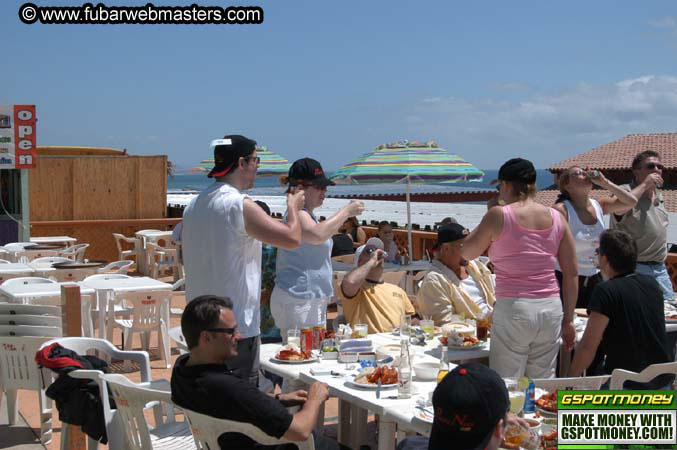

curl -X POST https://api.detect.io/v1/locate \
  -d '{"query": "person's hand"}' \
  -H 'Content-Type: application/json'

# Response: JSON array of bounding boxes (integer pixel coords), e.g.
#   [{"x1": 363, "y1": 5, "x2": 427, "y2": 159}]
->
[
  {"x1": 644, "y1": 173, "x2": 664, "y2": 190},
  {"x1": 307, "y1": 382, "x2": 330, "y2": 403},
  {"x1": 505, "y1": 413, "x2": 530, "y2": 431},
  {"x1": 287, "y1": 189, "x2": 305, "y2": 212},
  {"x1": 279, "y1": 389, "x2": 308, "y2": 406},
  {"x1": 588, "y1": 170, "x2": 609, "y2": 188},
  {"x1": 369, "y1": 249, "x2": 386, "y2": 266},
  {"x1": 562, "y1": 320, "x2": 576, "y2": 352},
  {"x1": 345, "y1": 200, "x2": 365, "y2": 217}
]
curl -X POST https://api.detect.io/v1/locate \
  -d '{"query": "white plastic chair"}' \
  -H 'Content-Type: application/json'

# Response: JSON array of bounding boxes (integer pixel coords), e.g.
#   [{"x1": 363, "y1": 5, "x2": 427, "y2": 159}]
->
[
  {"x1": 609, "y1": 362, "x2": 677, "y2": 390},
  {"x1": 0, "y1": 336, "x2": 56, "y2": 444},
  {"x1": 533, "y1": 375, "x2": 610, "y2": 391},
  {"x1": 146, "y1": 242, "x2": 183, "y2": 280},
  {"x1": 0, "y1": 259, "x2": 10, "y2": 264},
  {"x1": 45, "y1": 337, "x2": 152, "y2": 450},
  {"x1": 31, "y1": 256, "x2": 73, "y2": 266},
  {"x1": 15, "y1": 249, "x2": 60, "y2": 262},
  {"x1": 109, "y1": 290, "x2": 172, "y2": 368},
  {"x1": 97, "y1": 260, "x2": 134, "y2": 274},
  {"x1": 3, "y1": 242, "x2": 36, "y2": 252},
  {"x1": 112, "y1": 233, "x2": 141, "y2": 265},
  {"x1": 59, "y1": 243, "x2": 90, "y2": 262},
  {"x1": 103, "y1": 373, "x2": 195, "y2": 450},
  {"x1": 0, "y1": 272, "x2": 33, "y2": 285},
  {"x1": 183, "y1": 407, "x2": 315, "y2": 450},
  {"x1": 168, "y1": 326, "x2": 188, "y2": 355},
  {"x1": 0, "y1": 324, "x2": 61, "y2": 337},
  {"x1": 169, "y1": 277, "x2": 185, "y2": 318},
  {"x1": 2, "y1": 276, "x2": 59, "y2": 287}
]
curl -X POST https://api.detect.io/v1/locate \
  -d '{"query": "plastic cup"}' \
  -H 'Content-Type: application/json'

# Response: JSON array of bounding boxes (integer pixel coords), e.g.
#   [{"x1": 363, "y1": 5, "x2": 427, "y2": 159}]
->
[
  {"x1": 420, "y1": 319, "x2": 434, "y2": 340},
  {"x1": 354, "y1": 323, "x2": 368, "y2": 338},
  {"x1": 287, "y1": 329, "x2": 300, "y2": 347}
]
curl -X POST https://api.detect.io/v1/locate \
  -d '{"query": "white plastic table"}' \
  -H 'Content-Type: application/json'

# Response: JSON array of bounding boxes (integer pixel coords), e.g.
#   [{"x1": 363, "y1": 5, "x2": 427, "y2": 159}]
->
[
  {"x1": 80, "y1": 276, "x2": 173, "y2": 340},
  {"x1": 30, "y1": 236, "x2": 77, "y2": 247},
  {"x1": 0, "y1": 281, "x2": 95, "y2": 302},
  {"x1": 0, "y1": 263, "x2": 37, "y2": 275}
]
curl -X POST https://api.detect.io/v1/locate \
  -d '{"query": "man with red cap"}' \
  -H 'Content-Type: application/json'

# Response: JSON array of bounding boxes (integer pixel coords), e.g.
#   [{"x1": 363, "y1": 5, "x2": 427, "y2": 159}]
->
[{"x1": 179, "y1": 134, "x2": 305, "y2": 386}]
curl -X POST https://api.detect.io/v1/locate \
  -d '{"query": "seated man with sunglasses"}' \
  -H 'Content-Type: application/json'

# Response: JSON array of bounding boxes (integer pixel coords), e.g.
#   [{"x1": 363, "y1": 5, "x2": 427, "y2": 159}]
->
[
  {"x1": 610, "y1": 150, "x2": 672, "y2": 300},
  {"x1": 172, "y1": 295, "x2": 343, "y2": 450},
  {"x1": 339, "y1": 237, "x2": 416, "y2": 333}
]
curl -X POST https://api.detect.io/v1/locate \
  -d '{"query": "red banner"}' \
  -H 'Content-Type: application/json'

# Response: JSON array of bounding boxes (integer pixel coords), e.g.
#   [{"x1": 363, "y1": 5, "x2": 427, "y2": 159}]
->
[{"x1": 14, "y1": 105, "x2": 37, "y2": 169}]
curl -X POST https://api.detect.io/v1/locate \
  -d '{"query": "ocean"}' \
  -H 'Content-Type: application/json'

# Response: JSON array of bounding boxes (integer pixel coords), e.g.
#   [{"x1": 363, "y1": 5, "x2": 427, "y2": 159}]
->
[{"x1": 168, "y1": 169, "x2": 556, "y2": 194}]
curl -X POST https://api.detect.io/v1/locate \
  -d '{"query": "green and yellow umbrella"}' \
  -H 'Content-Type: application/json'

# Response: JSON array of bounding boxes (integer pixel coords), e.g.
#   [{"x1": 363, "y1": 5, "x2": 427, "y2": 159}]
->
[
  {"x1": 193, "y1": 146, "x2": 291, "y2": 177},
  {"x1": 330, "y1": 140, "x2": 484, "y2": 257}
]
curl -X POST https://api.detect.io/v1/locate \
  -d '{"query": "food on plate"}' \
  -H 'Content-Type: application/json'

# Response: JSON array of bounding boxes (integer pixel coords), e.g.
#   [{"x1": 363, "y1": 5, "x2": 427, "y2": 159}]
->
[
  {"x1": 541, "y1": 429, "x2": 557, "y2": 449},
  {"x1": 354, "y1": 366, "x2": 399, "y2": 385},
  {"x1": 321, "y1": 345, "x2": 338, "y2": 353},
  {"x1": 666, "y1": 314, "x2": 677, "y2": 321},
  {"x1": 443, "y1": 331, "x2": 482, "y2": 347},
  {"x1": 275, "y1": 346, "x2": 312, "y2": 361},
  {"x1": 440, "y1": 336, "x2": 448, "y2": 346},
  {"x1": 535, "y1": 391, "x2": 558, "y2": 412}
]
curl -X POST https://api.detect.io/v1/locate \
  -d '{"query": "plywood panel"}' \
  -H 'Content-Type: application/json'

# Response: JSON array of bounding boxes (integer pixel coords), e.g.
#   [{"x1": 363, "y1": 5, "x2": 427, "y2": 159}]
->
[
  {"x1": 29, "y1": 156, "x2": 166, "y2": 221},
  {"x1": 30, "y1": 158, "x2": 74, "y2": 221}
]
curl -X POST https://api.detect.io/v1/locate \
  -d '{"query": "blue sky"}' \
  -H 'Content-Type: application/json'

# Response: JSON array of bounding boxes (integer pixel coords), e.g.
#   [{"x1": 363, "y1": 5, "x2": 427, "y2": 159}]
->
[{"x1": 3, "y1": 1, "x2": 677, "y2": 170}]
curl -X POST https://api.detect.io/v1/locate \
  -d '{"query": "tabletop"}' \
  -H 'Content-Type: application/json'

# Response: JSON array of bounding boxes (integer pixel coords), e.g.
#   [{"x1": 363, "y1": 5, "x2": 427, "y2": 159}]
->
[
  {"x1": 80, "y1": 276, "x2": 172, "y2": 292},
  {"x1": 135, "y1": 230, "x2": 173, "y2": 239},
  {"x1": 0, "y1": 282, "x2": 95, "y2": 299},
  {"x1": 0, "y1": 263, "x2": 37, "y2": 274},
  {"x1": 30, "y1": 236, "x2": 77, "y2": 244}
]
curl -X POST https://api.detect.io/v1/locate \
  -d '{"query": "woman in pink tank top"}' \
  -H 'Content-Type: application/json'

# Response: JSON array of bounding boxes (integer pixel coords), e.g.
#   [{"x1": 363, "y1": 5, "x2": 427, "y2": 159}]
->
[{"x1": 461, "y1": 158, "x2": 578, "y2": 379}]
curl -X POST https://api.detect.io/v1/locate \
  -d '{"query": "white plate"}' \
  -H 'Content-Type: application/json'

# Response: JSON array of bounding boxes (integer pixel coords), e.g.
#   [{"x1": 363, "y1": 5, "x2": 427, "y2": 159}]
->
[
  {"x1": 346, "y1": 380, "x2": 398, "y2": 389},
  {"x1": 270, "y1": 356, "x2": 318, "y2": 364},
  {"x1": 535, "y1": 404, "x2": 557, "y2": 417},
  {"x1": 448, "y1": 342, "x2": 487, "y2": 351},
  {"x1": 415, "y1": 408, "x2": 434, "y2": 424}
]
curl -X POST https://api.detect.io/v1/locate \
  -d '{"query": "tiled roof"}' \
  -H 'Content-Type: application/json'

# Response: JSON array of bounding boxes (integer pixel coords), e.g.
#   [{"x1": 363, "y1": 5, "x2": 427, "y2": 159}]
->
[
  {"x1": 549, "y1": 133, "x2": 677, "y2": 171},
  {"x1": 535, "y1": 188, "x2": 677, "y2": 213}
]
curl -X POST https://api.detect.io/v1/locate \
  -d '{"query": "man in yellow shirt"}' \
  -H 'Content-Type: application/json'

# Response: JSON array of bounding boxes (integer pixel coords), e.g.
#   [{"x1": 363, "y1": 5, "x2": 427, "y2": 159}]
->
[
  {"x1": 340, "y1": 238, "x2": 416, "y2": 334},
  {"x1": 417, "y1": 223, "x2": 495, "y2": 326}
]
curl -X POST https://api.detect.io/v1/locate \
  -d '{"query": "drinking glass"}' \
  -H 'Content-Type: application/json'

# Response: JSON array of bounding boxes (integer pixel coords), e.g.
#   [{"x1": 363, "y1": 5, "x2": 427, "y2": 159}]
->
[
  {"x1": 505, "y1": 378, "x2": 526, "y2": 415},
  {"x1": 354, "y1": 323, "x2": 368, "y2": 338},
  {"x1": 287, "y1": 328, "x2": 300, "y2": 347},
  {"x1": 476, "y1": 314, "x2": 490, "y2": 341},
  {"x1": 400, "y1": 314, "x2": 412, "y2": 339},
  {"x1": 420, "y1": 319, "x2": 435, "y2": 340}
]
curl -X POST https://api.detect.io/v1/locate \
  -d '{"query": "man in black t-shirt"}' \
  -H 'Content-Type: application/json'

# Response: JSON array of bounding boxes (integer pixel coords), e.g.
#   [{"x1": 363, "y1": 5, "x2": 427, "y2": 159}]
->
[
  {"x1": 171, "y1": 295, "x2": 340, "y2": 450},
  {"x1": 569, "y1": 230, "x2": 672, "y2": 389}
]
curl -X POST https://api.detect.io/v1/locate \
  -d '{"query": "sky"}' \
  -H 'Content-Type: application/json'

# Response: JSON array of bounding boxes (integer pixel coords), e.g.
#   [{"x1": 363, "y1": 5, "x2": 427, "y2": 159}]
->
[{"x1": 3, "y1": 1, "x2": 677, "y2": 171}]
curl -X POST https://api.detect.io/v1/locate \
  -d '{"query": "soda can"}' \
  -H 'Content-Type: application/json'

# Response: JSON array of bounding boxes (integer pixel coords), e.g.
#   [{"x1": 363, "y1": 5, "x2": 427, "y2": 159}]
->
[
  {"x1": 586, "y1": 170, "x2": 600, "y2": 179},
  {"x1": 300, "y1": 328, "x2": 313, "y2": 353},
  {"x1": 312, "y1": 326, "x2": 325, "y2": 350}
]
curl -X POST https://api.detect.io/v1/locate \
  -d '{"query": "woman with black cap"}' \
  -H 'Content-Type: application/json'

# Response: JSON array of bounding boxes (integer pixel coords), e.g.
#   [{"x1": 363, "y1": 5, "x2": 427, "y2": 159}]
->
[
  {"x1": 460, "y1": 158, "x2": 578, "y2": 379},
  {"x1": 271, "y1": 158, "x2": 365, "y2": 341}
]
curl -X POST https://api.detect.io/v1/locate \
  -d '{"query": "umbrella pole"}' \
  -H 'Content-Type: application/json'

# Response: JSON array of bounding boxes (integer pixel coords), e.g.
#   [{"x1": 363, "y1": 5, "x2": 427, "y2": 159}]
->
[{"x1": 406, "y1": 175, "x2": 413, "y2": 261}]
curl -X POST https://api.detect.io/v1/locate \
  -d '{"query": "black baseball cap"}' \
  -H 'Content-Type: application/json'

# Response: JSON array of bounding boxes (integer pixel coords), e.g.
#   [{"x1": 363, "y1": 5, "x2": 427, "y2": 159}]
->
[
  {"x1": 429, "y1": 363, "x2": 509, "y2": 450},
  {"x1": 434, "y1": 223, "x2": 469, "y2": 248},
  {"x1": 207, "y1": 134, "x2": 257, "y2": 178},
  {"x1": 490, "y1": 157, "x2": 536, "y2": 185},
  {"x1": 287, "y1": 157, "x2": 335, "y2": 187}
]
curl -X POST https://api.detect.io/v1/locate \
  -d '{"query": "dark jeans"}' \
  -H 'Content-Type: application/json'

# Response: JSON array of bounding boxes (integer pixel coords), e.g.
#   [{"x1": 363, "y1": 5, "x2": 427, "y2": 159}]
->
[
  {"x1": 555, "y1": 270, "x2": 603, "y2": 310},
  {"x1": 229, "y1": 336, "x2": 261, "y2": 386}
]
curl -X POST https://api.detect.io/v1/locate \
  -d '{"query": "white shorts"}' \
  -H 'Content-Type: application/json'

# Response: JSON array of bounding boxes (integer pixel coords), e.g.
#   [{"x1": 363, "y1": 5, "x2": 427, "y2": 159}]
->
[
  {"x1": 490, "y1": 297, "x2": 563, "y2": 379},
  {"x1": 270, "y1": 286, "x2": 329, "y2": 342}
]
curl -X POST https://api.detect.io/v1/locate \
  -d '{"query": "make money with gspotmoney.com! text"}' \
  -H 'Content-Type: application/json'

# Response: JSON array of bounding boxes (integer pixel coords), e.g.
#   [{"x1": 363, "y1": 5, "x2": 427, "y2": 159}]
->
[{"x1": 18, "y1": 2, "x2": 264, "y2": 25}]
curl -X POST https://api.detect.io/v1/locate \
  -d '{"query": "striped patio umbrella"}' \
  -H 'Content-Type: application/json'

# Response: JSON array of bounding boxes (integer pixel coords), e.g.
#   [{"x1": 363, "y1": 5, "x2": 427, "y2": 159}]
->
[
  {"x1": 193, "y1": 145, "x2": 291, "y2": 177},
  {"x1": 330, "y1": 141, "x2": 484, "y2": 257}
]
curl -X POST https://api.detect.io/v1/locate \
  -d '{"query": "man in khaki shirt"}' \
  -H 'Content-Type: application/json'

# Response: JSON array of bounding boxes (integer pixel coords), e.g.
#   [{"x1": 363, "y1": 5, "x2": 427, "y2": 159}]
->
[
  {"x1": 340, "y1": 238, "x2": 416, "y2": 334},
  {"x1": 417, "y1": 223, "x2": 496, "y2": 325}
]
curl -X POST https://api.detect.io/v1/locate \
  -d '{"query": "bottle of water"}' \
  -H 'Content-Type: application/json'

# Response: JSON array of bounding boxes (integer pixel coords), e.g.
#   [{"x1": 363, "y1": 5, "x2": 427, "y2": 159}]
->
[
  {"x1": 398, "y1": 340, "x2": 412, "y2": 399},
  {"x1": 437, "y1": 346, "x2": 449, "y2": 384}
]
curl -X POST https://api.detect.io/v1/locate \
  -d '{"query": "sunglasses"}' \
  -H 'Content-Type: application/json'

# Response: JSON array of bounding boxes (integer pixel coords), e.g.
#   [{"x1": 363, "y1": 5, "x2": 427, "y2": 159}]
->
[
  {"x1": 206, "y1": 326, "x2": 239, "y2": 336},
  {"x1": 245, "y1": 155, "x2": 260, "y2": 164},
  {"x1": 644, "y1": 163, "x2": 664, "y2": 170}
]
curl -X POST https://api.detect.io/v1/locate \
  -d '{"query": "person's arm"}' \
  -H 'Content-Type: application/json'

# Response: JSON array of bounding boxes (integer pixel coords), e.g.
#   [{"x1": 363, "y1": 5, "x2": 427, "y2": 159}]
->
[
  {"x1": 568, "y1": 312, "x2": 609, "y2": 376},
  {"x1": 272, "y1": 389, "x2": 308, "y2": 407},
  {"x1": 557, "y1": 222, "x2": 579, "y2": 352},
  {"x1": 243, "y1": 192, "x2": 304, "y2": 249},
  {"x1": 591, "y1": 172, "x2": 638, "y2": 215},
  {"x1": 300, "y1": 201, "x2": 364, "y2": 245},
  {"x1": 355, "y1": 227, "x2": 367, "y2": 245},
  {"x1": 612, "y1": 173, "x2": 662, "y2": 217},
  {"x1": 461, "y1": 206, "x2": 503, "y2": 261},
  {"x1": 341, "y1": 250, "x2": 384, "y2": 298},
  {"x1": 283, "y1": 382, "x2": 329, "y2": 441},
  {"x1": 552, "y1": 202, "x2": 568, "y2": 221}
]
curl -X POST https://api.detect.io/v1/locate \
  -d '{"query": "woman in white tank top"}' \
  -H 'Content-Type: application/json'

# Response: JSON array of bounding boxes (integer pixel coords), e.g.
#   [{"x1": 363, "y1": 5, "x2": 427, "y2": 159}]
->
[{"x1": 553, "y1": 166, "x2": 638, "y2": 308}]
